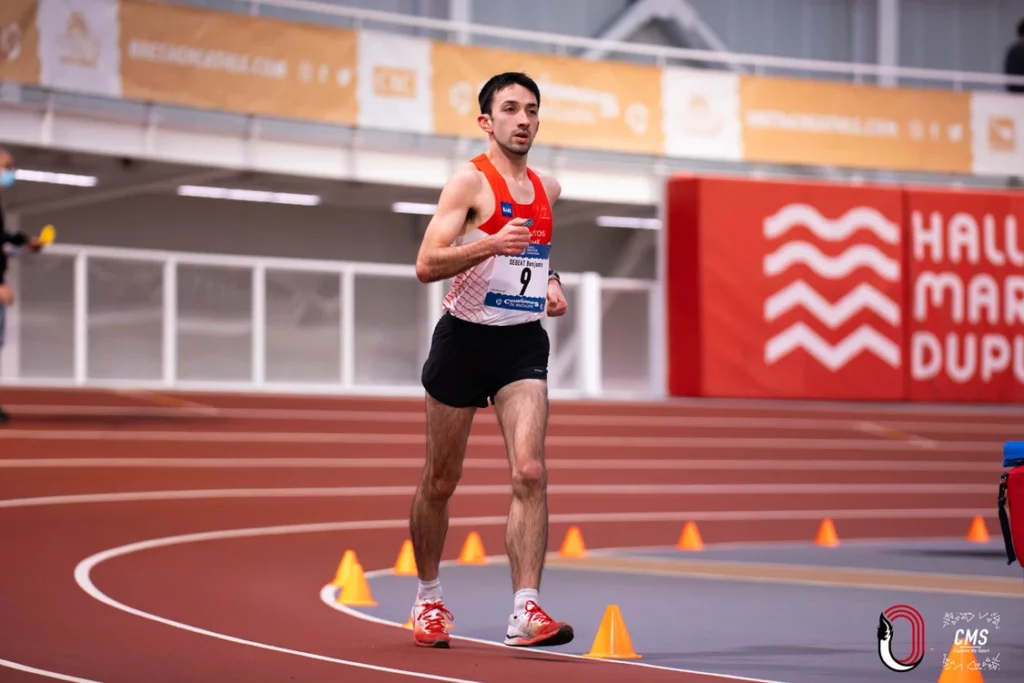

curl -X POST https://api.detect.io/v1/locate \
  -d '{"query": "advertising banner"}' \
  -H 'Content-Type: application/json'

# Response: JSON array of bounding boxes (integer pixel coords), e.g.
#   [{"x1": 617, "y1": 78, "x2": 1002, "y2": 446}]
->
[
  {"x1": 119, "y1": 0, "x2": 357, "y2": 125},
  {"x1": 904, "y1": 188, "x2": 1024, "y2": 402},
  {"x1": 739, "y1": 75, "x2": 973, "y2": 175},
  {"x1": 666, "y1": 176, "x2": 906, "y2": 400},
  {"x1": 970, "y1": 91, "x2": 1024, "y2": 178},
  {"x1": 0, "y1": 0, "x2": 40, "y2": 87},
  {"x1": 431, "y1": 41, "x2": 664, "y2": 156},
  {"x1": 4, "y1": 1, "x2": 1021, "y2": 180}
]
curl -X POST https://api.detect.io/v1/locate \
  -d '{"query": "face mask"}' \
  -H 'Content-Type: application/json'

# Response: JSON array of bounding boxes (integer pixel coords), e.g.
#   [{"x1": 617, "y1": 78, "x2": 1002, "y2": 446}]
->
[{"x1": 0, "y1": 169, "x2": 15, "y2": 189}]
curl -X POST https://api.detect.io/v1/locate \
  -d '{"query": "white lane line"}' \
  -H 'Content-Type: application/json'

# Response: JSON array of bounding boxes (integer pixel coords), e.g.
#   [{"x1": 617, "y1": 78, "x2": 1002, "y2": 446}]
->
[
  {"x1": 73, "y1": 517, "x2": 786, "y2": 683},
  {"x1": 0, "y1": 658, "x2": 104, "y2": 683},
  {"x1": 73, "y1": 525, "x2": 482, "y2": 682},
  {"x1": 0, "y1": 487, "x2": 995, "y2": 523},
  {"x1": 0, "y1": 483, "x2": 995, "y2": 510},
  {"x1": 0, "y1": 457, "x2": 1001, "y2": 472},
  {"x1": 8, "y1": 404, "x2": 1024, "y2": 435},
  {"x1": 0, "y1": 429, "x2": 1004, "y2": 451},
  {"x1": 319, "y1": 584, "x2": 785, "y2": 683},
  {"x1": 857, "y1": 421, "x2": 938, "y2": 449}
]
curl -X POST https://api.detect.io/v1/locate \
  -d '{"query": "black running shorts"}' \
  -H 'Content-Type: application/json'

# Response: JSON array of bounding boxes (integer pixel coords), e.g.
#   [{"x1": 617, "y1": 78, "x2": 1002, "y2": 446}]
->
[{"x1": 421, "y1": 311, "x2": 550, "y2": 408}]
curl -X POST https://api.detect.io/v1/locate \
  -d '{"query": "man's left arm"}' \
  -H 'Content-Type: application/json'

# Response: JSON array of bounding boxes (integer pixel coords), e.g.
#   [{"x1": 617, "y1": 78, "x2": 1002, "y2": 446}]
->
[{"x1": 539, "y1": 174, "x2": 568, "y2": 317}]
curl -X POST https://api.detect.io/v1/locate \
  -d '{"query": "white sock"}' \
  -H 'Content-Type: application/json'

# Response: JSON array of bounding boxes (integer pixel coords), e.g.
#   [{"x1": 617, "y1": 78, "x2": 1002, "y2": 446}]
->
[
  {"x1": 416, "y1": 578, "x2": 442, "y2": 604},
  {"x1": 514, "y1": 588, "x2": 539, "y2": 614}
]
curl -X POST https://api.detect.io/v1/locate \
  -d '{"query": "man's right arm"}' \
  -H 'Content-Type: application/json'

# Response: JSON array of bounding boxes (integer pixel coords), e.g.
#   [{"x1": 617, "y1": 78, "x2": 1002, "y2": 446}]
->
[{"x1": 415, "y1": 168, "x2": 497, "y2": 283}]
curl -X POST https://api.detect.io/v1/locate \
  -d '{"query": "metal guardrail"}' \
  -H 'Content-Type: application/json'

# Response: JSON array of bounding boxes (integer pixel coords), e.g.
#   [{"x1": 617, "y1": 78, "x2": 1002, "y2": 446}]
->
[{"x1": 241, "y1": 0, "x2": 1024, "y2": 90}]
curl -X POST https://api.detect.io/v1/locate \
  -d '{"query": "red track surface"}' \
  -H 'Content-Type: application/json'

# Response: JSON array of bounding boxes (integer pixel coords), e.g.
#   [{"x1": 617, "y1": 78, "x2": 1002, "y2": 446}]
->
[{"x1": 0, "y1": 387, "x2": 1014, "y2": 683}]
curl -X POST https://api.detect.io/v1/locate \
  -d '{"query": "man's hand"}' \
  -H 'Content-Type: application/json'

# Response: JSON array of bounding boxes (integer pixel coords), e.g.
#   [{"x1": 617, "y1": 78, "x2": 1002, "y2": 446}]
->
[
  {"x1": 546, "y1": 277, "x2": 567, "y2": 317},
  {"x1": 0, "y1": 284, "x2": 14, "y2": 306},
  {"x1": 491, "y1": 218, "x2": 531, "y2": 256}
]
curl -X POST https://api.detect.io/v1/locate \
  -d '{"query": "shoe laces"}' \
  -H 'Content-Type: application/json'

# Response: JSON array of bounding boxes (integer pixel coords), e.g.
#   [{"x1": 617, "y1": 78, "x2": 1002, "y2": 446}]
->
[
  {"x1": 418, "y1": 602, "x2": 454, "y2": 634},
  {"x1": 523, "y1": 600, "x2": 554, "y2": 626}
]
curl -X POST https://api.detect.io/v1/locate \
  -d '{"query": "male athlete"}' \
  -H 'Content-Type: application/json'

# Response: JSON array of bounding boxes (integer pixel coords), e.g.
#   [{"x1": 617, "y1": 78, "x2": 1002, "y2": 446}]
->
[{"x1": 407, "y1": 72, "x2": 572, "y2": 650}]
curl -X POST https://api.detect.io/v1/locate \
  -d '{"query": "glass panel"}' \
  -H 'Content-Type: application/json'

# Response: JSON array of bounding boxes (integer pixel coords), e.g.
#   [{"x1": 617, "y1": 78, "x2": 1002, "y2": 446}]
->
[
  {"x1": 601, "y1": 288, "x2": 651, "y2": 393},
  {"x1": 265, "y1": 268, "x2": 341, "y2": 384},
  {"x1": 15, "y1": 254, "x2": 75, "y2": 379},
  {"x1": 353, "y1": 274, "x2": 422, "y2": 385},
  {"x1": 87, "y1": 258, "x2": 163, "y2": 381},
  {"x1": 176, "y1": 264, "x2": 252, "y2": 381}
]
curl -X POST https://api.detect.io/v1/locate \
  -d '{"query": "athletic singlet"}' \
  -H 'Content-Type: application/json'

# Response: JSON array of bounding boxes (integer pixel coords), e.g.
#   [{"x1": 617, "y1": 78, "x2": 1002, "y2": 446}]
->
[{"x1": 442, "y1": 153, "x2": 554, "y2": 326}]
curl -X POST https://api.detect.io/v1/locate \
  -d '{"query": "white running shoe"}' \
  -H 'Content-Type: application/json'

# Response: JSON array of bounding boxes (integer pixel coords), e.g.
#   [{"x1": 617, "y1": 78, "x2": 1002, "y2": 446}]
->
[{"x1": 504, "y1": 600, "x2": 574, "y2": 647}]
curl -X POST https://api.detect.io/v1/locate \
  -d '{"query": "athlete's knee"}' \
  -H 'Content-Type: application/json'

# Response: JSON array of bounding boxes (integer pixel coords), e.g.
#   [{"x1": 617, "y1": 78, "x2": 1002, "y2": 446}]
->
[
  {"x1": 422, "y1": 463, "x2": 463, "y2": 501},
  {"x1": 511, "y1": 458, "x2": 546, "y2": 497}
]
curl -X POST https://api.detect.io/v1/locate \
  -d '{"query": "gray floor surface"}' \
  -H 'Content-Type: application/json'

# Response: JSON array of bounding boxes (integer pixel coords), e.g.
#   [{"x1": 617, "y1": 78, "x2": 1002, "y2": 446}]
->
[{"x1": 353, "y1": 538, "x2": 1024, "y2": 683}]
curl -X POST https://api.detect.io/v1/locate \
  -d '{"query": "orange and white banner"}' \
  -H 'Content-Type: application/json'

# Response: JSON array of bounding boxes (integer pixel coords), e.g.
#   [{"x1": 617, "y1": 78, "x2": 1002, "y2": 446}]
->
[
  {"x1": 739, "y1": 75, "x2": 973, "y2": 175},
  {"x1": 0, "y1": 0, "x2": 40, "y2": 86},
  {"x1": 119, "y1": 1, "x2": 357, "y2": 125},
  {"x1": 4, "y1": 1, "x2": 1021, "y2": 178},
  {"x1": 431, "y1": 41, "x2": 664, "y2": 156}
]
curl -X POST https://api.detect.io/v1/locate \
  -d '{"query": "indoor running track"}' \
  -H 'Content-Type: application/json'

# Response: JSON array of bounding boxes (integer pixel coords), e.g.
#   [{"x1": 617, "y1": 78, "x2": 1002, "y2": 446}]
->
[{"x1": 0, "y1": 387, "x2": 1017, "y2": 683}]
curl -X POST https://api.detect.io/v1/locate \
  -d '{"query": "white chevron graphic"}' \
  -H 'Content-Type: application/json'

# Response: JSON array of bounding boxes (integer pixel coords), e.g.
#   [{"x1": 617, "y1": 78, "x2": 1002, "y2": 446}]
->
[
  {"x1": 764, "y1": 322, "x2": 902, "y2": 370},
  {"x1": 763, "y1": 241, "x2": 900, "y2": 281},
  {"x1": 763, "y1": 203, "x2": 900, "y2": 244},
  {"x1": 764, "y1": 280, "x2": 900, "y2": 329}
]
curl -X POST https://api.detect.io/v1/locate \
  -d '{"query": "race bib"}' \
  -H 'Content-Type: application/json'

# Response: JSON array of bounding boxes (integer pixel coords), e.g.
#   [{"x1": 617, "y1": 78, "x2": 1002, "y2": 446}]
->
[{"x1": 484, "y1": 243, "x2": 550, "y2": 312}]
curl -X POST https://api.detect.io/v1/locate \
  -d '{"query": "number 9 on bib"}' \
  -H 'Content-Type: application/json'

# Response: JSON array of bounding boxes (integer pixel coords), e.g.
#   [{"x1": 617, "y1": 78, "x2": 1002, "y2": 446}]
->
[{"x1": 484, "y1": 243, "x2": 550, "y2": 313}]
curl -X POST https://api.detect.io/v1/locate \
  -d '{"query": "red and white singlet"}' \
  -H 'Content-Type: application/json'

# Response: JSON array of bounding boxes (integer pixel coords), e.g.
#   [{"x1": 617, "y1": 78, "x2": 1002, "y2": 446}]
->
[{"x1": 442, "y1": 153, "x2": 554, "y2": 326}]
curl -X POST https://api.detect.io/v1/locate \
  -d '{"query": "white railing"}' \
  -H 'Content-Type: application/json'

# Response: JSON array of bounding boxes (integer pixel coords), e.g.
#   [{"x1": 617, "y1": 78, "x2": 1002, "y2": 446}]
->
[
  {"x1": 1, "y1": 244, "x2": 661, "y2": 400},
  {"x1": 241, "y1": 0, "x2": 1024, "y2": 91}
]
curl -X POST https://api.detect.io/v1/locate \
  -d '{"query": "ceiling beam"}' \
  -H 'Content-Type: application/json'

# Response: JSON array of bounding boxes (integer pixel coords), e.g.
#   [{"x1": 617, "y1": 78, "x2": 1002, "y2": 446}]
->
[{"x1": 581, "y1": 0, "x2": 740, "y2": 72}]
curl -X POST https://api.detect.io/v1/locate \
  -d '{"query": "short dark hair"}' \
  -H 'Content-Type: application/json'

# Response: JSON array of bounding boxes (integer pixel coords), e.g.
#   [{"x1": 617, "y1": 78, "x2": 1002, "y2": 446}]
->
[
  {"x1": 1018, "y1": 18, "x2": 1024, "y2": 37},
  {"x1": 478, "y1": 72, "x2": 541, "y2": 115}
]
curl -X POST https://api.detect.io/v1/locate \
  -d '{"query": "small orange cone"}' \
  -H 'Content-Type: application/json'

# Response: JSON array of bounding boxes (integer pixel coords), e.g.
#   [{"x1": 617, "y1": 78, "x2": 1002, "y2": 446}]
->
[
  {"x1": 966, "y1": 516, "x2": 990, "y2": 543},
  {"x1": 559, "y1": 526, "x2": 587, "y2": 557},
  {"x1": 582, "y1": 604, "x2": 642, "y2": 660},
  {"x1": 393, "y1": 539, "x2": 418, "y2": 575},
  {"x1": 936, "y1": 636, "x2": 985, "y2": 682},
  {"x1": 337, "y1": 562, "x2": 377, "y2": 606},
  {"x1": 458, "y1": 531, "x2": 487, "y2": 564},
  {"x1": 677, "y1": 521, "x2": 704, "y2": 550},
  {"x1": 815, "y1": 518, "x2": 839, "y2": 547},
  {"x1": 331, "y1": 549, "x2": 357, "y2": 587}
]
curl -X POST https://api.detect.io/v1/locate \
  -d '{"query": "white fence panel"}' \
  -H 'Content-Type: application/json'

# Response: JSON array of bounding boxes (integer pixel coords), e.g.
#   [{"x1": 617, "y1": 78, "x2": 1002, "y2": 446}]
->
[{"x1": 3, "y1": 244, "x2": 660, "y2": 400}]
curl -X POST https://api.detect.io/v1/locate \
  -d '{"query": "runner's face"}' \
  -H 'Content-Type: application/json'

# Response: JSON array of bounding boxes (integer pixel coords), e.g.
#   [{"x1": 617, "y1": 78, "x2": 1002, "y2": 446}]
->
[{"x1": 487, "y1": 85, "x2": 538, "y2": 156}]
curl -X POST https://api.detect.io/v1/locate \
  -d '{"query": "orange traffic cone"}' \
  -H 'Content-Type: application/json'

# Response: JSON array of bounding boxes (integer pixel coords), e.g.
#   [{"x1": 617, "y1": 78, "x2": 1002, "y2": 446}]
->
[
  {"x1": 677, "y1": 521, "x2": 704, "y2": 550},
  {"x1": 815, "y1": 518, "x2": 839, "y2": 547},
  {"x1": 393, "y1": 539, "x2": 418, "y2": 575},
  {"x1": 458, "y1": 531, "x2": 487, "y2": 564},
  {"x1": 936, "y1": 636, "x2": 985, "y2": 682},
  {"x1": 331, "y1": 549, "x2": 357, "y2": 587},
  {"x1": 559, "y1": 526, "x2": 587, "y2": 558},
  {"x1": 582, "y1": 605, "x2": 642, "y2": 660},
  {"x1": 337, "y1": 562, "x2": 377, "y2": 607},
  {"x1": 966, "y1": 516, "x2": 989, "y2": 543}
]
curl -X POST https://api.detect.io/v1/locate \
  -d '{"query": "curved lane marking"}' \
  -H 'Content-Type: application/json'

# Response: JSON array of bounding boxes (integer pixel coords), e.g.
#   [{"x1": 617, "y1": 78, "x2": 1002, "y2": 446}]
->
[
  {"x1": 0, "y1": 658, "x2": 103, "y2": 683},
  {"x1": 0, "y1": 483, "x2": 996, "y2": 511},
  {"x1": 0, "y1": 490, "x2": 995, "y2": 682},
  {"x1": 0, "y1": 457, "x2": 1003, "y2": 472},
  {"x1": 72, "y1": 516, "x2": 785, "y2": 683},
  {"x1": 73, "y1": 519, "x2": 484, "y2": 683},
  {"x1": 319, "y1": 570, "x2": 789, "y2": 683}
]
